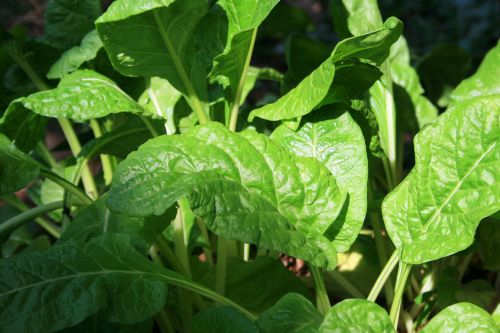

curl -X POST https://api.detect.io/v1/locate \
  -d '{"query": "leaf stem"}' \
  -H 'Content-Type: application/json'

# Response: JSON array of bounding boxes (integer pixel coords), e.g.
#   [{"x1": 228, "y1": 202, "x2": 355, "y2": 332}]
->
[
  {"x1": 0, "y1": 201, "x2": 63, "y2": 240},
  {"x1": 40, "y1": 169, "x2": 93, "y2": 206},
  {"x1": 141, "y1": 116, "x2": 160, "y2": 137},
  {"x1": 228, "y1": 28, "x2": 258, "y2": 131},
  {"x1": 36, "y1": 142, "x2": 57, "y2": 168},
  {"x1": 89, "y1": 119, "x2": 114, "y2": 186},
  {"x1": 310, "y1": 264, "x2": 331, "y2": 315},
  {"x1": 367, "y1": 250, "x2": 399, "y2": 302},
  {"x1": 152, "y1": 10, "x2": 209, "y2": 125},
  {"x1": 328, "y1": 270, "x2": 365, "y2": 299},
  {"x1": 215, "y1": 236, "x2": 228, "y2": 296},
  {"x1": 389, "y1": 262, "x2": 412, "y2": 329}
]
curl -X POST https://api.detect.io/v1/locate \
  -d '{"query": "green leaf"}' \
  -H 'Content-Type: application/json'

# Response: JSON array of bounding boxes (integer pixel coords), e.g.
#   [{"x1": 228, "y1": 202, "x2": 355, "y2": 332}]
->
[
  {"x1": 382, "y1": 96, "x2": 500, "y2": 264},
  {"x1": 7, "y1": 70, "x2": 143, "y2": 121},
  {"x1": 44, "y1": 0, "x2": 101, "y2": 49},
  {"x1": 191, "y1": 306, "x2": 258, "y2": 333},
  {"x1": 0, "y1": 134, "x2": 40, "y2": 195},
  {"x1": 200, "y1": 257, "x2": 309, "y2": 312},
  {"x1": 0, "y1": 102, "x2": 47, "y2": 152},
  {"x1": 47, "y1": 30, "x2": 103, "y2": 79},
  {"x1": 319, "y1": 299, "x2": 394, "y2": 333},
  {"x1": 241, "y1": 66, "x2": 283, "y2": 105},
  {"x1": 96, "y1": 0, "x2": 224, "y2": 113},
  {"x1": 210, "y1": 0, "x2": 279, "y2": 102},
  {"x1": 256, "y1": 293, "x2": 322, "y2": 333},
  {"x1": 420, "y1": 303, "x2": 498, "y2": 333},
  {"x1": 248, "y1": 17, "x2": 402, "y2": 122},
  {"x1": 58, "y1": 315, "x2": 153, "y2": 333},
  {"x1": 271, "y1": 111, "x2": 368, "y2": 252},
  {"x1": 0, "y1": 234, "x2": 168, "y2": 333},
  {"x1": 329, "y1": 0, "x2": 383, "y2": 38},
  {"x1": 59, "y1": 195, "x2": 172, "y2": 249},
  {"x1": 450, "y1": 41, "x2": 500, "y2": 105},
  {"x1": 108, "y1": 122, "x2": 347, "y2": 269}
]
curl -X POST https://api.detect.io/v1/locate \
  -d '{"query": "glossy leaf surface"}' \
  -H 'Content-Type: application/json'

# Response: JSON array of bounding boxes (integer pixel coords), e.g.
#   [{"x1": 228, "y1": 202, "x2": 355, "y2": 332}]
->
[
  {"x1": 108, "y1": 122, "x2": 347, "y2": 269},
  {"x1": 47, "y1": 30, "x2": 103, "y2": 79},
  {"x1": 420, "y1": 302, "x2": 498, "y2": 332},
  {"x1": 248, "y1": 17, "x2": 402, "y2": 122},
  {"x1": 319, "y1": 299, "x2": 394, "y2": 333},
  {"x1": 382, "y1": 96, "x2": 500, "y2": 264},
  {"x1": 271, "y1": 112, "x2": 367, "y2": 251},
  {"x1": 7, "y1": 70, "x2": 143, "y2": 121}
]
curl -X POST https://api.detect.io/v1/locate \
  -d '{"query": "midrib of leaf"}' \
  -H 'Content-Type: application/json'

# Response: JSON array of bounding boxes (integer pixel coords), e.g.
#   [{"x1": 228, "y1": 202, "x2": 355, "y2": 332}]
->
[
  {"x1": 229, "y1": 28, "x2": 257, "y2": 131},
  {"x1": 422, "y1": 142, "x2": 496, "y2": 232},
  {"x1": 152, "y1": 10, "x2": 208, "y2": 124},
  {"x1": 0, "y1": 267, "x2": 256, "y2": 319}
]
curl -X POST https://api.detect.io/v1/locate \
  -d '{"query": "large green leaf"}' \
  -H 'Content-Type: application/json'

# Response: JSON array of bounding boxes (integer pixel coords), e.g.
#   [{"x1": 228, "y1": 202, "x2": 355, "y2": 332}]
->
[
  {"x1": 247, "y1": 17, "x2": 402, "y2": 122},
  {"x1": 191, "y1": 306, "x2": 258, "y2": 333},
  {"x1": 0, "y1": 234, "x2": 168, "y2": 333},
  {"x1": 450, "y1": 41, "x2": 500, "y2": 105},
  {"x1": 210, "y1": 0, "x2": 279, "y2": 102},
  {"x1": 44, "y1": 0, "x2": 101, "y2": 49},
  {"x1": 382, "y1": 96, "x2": 500, "y2": 264},
  {"x1": 108, "y1": 122, "x2": 346, "y2": 269},
  {"x1": 420, "y1": 303, "x2": 498, "y2": 332},
  {"x1": 319, "y1": 299, "x2": 394, "y2": 333},
  {"x1": 96, "y1": 0, "x2": 225, "y2": 113},
  {"x1": 0, "y1": 134, "x2": 40, "y2": 195},
  {"x1": 329, "y1": 0, "x2": 383, "y2": 38},
  {"x1": 6, "y1": 70, "x2": 143, "y2": 121},
  {"x1": 271, "y1": 111, "x2": 367, "y2": 252},
  {"x1": 47, "y1": 30, "x2": 103, "y2": 79},
  {"x1": 256, "y1": 293, "x2": 322, "y2": 333}
]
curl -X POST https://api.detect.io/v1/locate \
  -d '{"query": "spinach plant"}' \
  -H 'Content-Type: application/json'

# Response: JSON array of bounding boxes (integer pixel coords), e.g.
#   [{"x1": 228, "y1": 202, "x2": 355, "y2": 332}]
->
[{"x1": 0, "y1": 0, "x2": 499, "y2": 332}]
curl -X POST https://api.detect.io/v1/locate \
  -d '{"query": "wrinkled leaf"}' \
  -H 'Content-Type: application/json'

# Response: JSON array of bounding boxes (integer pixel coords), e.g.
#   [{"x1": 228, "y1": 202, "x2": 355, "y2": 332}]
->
[
  {"x1": 109, "y1": 122, "x2": 347, "y2": 269},
  {"x1": 47, "y1": 30, "x2": 103, "y2": 79},
  {"x1": 7, "y1": 70, "x2": 143, "y2": 121},
  {"x1": 420, "y1": 302, "x2": 497, "y2": 332},
  {"x1": 271, "y1": 111, "x2": 367, "y2": 251},
  {"x1": 382, "y1": 96, "x2": 500, "y2": 264},
  {"x1": 257, "y1": 293, "x2": 322, "y2": 333},
  {"x1": 0, "y1": 134, "x2": 40, "y2": 195},
  {"x1": 319, "y1": 299, "x2": 394, "y2": 333},
  {"x1": 248, "y1": 17, "x2": 402, "y2": 122}
]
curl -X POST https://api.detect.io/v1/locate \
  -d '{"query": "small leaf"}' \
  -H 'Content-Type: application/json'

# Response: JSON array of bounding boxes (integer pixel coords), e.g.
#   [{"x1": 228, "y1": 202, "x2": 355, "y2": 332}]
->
[
  {"x1": 7, "y1": 70, "x2": 143, "y2": 121},
  {"x1": 420, "y1": 303, "x2": 497, "y2": 333},
  {"x1": 0, "y1": 134, "x2": 40, "y2": 195},
  {"x1": 248, "y1": 17, "x2": 402, "y2": 122},
  {"x1": 382, "y1": 96, "x2": 500, "y2": 264},
  {"x1": 257, "y1": 293, "x2": 322, "y2": 333},
  {"x1": 191, "y1": 306, "x2": 258, "y2": 333},
  {"x1": 319, "y1": 299, "x2": 394, "y2": 333},
  {"x1": 47, "y1": 30, "x2": 103, "y2": 79},
  {"x1": 108, "y1": 122, "x2": 346, "y2": 269},
  {"x1": 271, "y1": 111, "x2": 368, "y2": 252}
]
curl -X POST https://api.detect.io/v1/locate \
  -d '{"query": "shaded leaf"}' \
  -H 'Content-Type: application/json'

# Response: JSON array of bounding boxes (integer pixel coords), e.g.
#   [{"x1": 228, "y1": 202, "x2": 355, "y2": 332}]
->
[
  {"x1": 191, "y1": 306, "x2": 258, "y2": 333},
  {"x1": 257, "y1": 293, "x2": 322, "y2": 333},
  {"x1": 0, "y1": 134, "x2": 39, "y2": 195}
]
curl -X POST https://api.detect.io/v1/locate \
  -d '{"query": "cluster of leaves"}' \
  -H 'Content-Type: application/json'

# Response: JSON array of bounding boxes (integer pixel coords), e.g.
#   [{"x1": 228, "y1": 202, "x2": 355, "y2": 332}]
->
[{"x1": 0, "y1": 0, "x2": 499, "y2": 332}]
